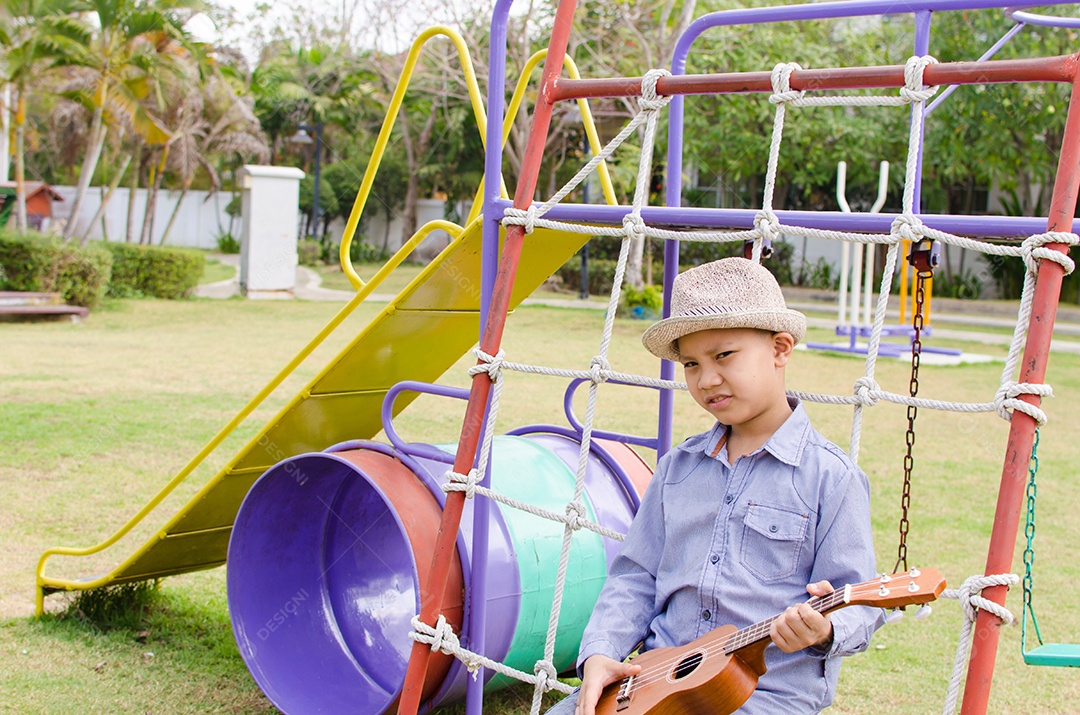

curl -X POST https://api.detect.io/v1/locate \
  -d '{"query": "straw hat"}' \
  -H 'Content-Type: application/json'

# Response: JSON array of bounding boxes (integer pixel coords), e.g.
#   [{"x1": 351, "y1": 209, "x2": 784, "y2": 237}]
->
[{"x1": 641, "y1": 258, "x2": 806, "y2": 362}]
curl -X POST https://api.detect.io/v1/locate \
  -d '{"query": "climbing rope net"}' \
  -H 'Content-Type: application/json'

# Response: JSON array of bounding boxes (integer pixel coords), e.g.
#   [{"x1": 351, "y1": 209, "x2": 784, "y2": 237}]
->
[{"x1": 408, "y1": 57, "x2": 1077, "y2": 714}]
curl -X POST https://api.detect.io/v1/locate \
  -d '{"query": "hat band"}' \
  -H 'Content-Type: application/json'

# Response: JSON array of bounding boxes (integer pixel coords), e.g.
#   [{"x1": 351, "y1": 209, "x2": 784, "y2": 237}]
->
[{"x1": 675, "y1": 304, "x2": 779, "y2": 318}]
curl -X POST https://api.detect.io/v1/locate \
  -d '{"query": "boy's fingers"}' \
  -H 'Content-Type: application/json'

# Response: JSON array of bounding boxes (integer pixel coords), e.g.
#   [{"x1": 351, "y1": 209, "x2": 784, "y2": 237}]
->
[
  {"x1": 575, "y1": 684, "x2": 598, "y2": 715},
  {"x1": 771, "y1": 607, "x2": 799, "y2": 650}
]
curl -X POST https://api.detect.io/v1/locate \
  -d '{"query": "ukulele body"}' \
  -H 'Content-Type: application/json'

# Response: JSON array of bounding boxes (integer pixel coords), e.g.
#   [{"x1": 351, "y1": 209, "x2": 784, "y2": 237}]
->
[{"x1": 593, "y1": 625, "x2": 767, "y2": 715}]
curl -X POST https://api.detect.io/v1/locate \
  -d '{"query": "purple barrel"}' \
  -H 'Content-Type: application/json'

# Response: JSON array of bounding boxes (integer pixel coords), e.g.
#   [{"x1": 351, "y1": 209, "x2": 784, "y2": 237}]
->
[{"x1": 227, "y1": 428, "x2": 650, "y2": 714}]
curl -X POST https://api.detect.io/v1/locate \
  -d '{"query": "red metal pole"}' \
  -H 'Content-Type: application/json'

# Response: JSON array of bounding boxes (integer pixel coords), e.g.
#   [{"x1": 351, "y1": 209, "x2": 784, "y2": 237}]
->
[
  {"x1": 958, "y1": 68, "x2": 1080, "y2": 715},
  {"x1": 395, "y1": 1, "x2": 579, "y2": 713},
  {"x1": 551, "y1": 54, "x2": 1078, "y2": 101}
]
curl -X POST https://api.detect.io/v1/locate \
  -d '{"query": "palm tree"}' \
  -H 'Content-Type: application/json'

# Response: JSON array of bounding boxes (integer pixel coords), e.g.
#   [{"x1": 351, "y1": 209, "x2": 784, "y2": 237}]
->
[
  {"x1": 155, "y1": 71, "x2": 269, "y2": 244},
  {"x1": 0, "y1": 0, "x2": 89, "y2": 232},
  {"x1": 60, "y1": 0, "x2": 206, "y2": 241}
]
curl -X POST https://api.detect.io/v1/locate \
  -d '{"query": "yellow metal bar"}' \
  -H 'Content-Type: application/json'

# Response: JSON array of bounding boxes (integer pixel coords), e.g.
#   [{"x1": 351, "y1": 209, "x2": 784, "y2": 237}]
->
[
  {"x1": 461, "y1": 50, "x2": 618, "y2": 227},
  {"x1": 925, "y1": 276, "x2": 933, "y2": 326},
  {"x1": 899, "y1": 238, "x2": 909, "y2": 324},
  {"x1": 505, "y1": 51, "x2": 619, "y2": 206},
  {"x1": 36, "y1": 219, "x2": 465, "y2": 615},
  {"x1": 338, "y1": 27, "x2": 495, "y2": 289}
]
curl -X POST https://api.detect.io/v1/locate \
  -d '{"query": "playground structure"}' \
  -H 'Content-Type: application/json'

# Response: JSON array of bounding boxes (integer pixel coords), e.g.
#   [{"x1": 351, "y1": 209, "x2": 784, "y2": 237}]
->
[
  {"x1": 33, "y1": 2, "x2": 1080, "y2": 715},
  {"x1": 805, "y1": 159, "x2": 962, "y2": 358}
]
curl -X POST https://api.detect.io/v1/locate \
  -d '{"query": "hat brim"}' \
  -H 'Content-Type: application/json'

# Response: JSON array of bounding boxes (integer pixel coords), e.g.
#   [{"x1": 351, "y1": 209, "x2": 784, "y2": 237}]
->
[{"x1": 641, "y1": 310, "x2": 807, "y2": 362}]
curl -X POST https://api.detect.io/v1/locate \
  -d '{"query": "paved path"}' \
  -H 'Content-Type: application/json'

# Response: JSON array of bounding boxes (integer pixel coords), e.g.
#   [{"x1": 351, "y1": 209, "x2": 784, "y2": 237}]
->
[{"x1": 196, "y1": 255, "x2": 1080, "y2": 355}]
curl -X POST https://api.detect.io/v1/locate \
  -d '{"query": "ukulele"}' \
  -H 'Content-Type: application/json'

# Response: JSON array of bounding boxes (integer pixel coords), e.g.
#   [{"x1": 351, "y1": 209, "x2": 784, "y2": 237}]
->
[{"x1": 594, "y1": 568, "x2": 946, "y2": 715}]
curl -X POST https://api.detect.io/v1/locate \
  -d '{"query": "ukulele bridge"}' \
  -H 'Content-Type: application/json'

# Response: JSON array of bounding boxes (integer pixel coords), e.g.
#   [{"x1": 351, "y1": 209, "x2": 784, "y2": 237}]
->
[{"x1": 615, "y1": 675, "x2": 634, "y2": 711}]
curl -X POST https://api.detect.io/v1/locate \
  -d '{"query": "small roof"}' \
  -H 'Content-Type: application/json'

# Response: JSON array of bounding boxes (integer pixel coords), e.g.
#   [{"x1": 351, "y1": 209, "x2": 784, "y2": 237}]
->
[
  {"x1": 239, "y1": 165, "x2": 305, "y2": 180},
  {"x1": 0, "y1": 181, "x2": 64, "y2": 201}
]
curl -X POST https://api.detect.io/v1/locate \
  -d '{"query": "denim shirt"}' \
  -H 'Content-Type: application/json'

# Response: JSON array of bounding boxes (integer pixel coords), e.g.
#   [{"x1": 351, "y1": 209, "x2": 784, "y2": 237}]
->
[{"x1": 577, "y1": 398, "x2": 884, "y2": 713}]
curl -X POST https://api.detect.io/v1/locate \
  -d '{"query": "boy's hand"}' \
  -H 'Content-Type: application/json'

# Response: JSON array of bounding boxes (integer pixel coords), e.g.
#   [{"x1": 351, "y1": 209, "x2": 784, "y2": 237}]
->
[
  {"x1": 575, "y1": 655, "x2": 642, "y2": 715},
  {"x1": 770, "y1": 580, "x2": 835, "y2": 653}
]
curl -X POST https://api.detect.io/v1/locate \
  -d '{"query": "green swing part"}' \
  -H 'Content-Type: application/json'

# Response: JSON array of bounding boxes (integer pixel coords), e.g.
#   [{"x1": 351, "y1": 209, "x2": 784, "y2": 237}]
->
[{"x1": 1021, "y1": 429, "x2": 1080, "y2": 667}]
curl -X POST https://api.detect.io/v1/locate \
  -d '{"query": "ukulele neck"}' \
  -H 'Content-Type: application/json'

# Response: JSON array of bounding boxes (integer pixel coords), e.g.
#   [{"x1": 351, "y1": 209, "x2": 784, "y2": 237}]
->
[{"x1": 721, "y1": 585, "x2": 848, "y2": 655}]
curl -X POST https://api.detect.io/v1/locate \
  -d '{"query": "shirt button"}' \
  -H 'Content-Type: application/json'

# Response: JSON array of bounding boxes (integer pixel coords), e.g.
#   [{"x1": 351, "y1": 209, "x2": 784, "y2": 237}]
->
[
  {"x1": 710, "y1": 553, "x2": 719, "y2": 564},
  {"x1": 724, "y1": 494, "x2": 733, "y2": 504},
  {"x1": 702, "y1": 609, "x2": 712, "y2": 621},
  {"x1": 769, "y1": 524, "x2": 779, "y2": 533}
]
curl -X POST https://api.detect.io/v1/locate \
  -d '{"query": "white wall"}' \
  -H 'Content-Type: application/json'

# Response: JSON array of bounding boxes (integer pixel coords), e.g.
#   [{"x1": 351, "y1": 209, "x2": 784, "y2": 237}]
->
[
  {"x1": 53, "y1": 185, "x2": 466, "y2": 260},
  {"x1": 51, "y1": 185, "x2": 237, "y2": 249}
]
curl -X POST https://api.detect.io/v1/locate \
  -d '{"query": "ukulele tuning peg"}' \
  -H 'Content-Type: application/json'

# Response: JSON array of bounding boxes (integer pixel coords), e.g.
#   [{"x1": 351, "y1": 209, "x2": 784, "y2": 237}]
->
[
  {"x1": 915, "y1": 604, "x2": 933, "y2": 621},
  {"x1": 885, "y1": 608, "x2": 905, "y2": 624}
]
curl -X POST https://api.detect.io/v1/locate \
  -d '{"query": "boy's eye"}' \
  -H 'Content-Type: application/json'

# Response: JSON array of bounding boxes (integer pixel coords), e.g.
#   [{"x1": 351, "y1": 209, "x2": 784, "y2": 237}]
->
[
  {"x1": 682, "y1": 360, "x2": 698, "y2": 369},
  {"x1": 716, "y1": 351, "x2": 733, "y2": 360}
]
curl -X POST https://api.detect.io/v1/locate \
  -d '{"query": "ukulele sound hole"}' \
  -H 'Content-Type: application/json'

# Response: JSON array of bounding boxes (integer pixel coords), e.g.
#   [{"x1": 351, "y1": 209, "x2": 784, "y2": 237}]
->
[{"x1": 672, "y1": 652, "x2": 704, "y2": 680}]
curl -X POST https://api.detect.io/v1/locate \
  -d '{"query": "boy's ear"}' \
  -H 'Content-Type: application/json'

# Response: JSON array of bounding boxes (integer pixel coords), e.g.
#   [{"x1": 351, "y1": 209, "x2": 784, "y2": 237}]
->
[{"x1": 772, "y1": 331, "x2": 795, "y2": 366}]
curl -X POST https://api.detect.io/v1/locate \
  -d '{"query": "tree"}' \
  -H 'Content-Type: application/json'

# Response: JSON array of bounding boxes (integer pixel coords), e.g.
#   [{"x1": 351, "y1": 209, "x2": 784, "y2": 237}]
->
[
  {"x1": 298, "y1": 172, "x2": 336, "y2": 239},
  {"x1": 561, "y1": 0, "x2": 701, "y2": 288},
  {"x1": 0, "y1": 0, "x2": 89, "y2": 232},
  {"x1": 59, "y1": 0, "x2": 206, "y2": 241},
  {"x1": 156, "y1": 73, "x2": 269, "y2": 244},
  {"x1": 922, "y1": 10, "x2": 1072, "y2": 216}
]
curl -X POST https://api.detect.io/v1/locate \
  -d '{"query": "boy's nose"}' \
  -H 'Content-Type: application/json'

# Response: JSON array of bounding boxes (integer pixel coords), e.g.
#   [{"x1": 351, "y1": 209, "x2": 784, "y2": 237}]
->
[{"x1": 698, "y1": 367, "x2": 723, "y2": 389}]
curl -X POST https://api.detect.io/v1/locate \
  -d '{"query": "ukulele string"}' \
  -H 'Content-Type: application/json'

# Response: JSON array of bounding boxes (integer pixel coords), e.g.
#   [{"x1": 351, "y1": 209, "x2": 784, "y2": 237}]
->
[
  {"x1": 615, "y1": 581, "x2": 899, "y2": 694},
  {"x1": 617, "y1": 594, "x2": 835, "y2": 693},
  {"x1": 619, "y1": 583, "x2": 885, "y2": 694}
]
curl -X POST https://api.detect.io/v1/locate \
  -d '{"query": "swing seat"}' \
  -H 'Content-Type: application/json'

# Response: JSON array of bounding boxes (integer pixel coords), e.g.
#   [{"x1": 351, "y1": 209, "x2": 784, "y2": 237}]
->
[{"x1": 1024, "y1": 643, "x2": 1080, "y2": 667}]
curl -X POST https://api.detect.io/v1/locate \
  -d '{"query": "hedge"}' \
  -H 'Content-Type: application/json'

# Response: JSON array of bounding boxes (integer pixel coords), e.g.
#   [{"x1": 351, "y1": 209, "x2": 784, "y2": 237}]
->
[
  {"x1": 103, "y1": 243, "x2": 205, "y2": 299},
  {"x1": 557, "y1": 258, "x2": 621, "y2": 296},
  {"x1": 297, "y1": 239, "x2": 322, "y2": 267},
  {"x1": 557, "y1": 239, "x2": 797, "y2": 297},
  {"x1": 0, "y1": 231, "x2": 112, "y2": 309}
]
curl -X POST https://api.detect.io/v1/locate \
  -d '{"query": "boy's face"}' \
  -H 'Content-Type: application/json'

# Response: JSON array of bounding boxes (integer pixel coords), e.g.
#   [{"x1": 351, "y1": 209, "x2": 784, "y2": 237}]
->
[{"x1": 677, "y1": 327, "x2": 794, "y2": 429}]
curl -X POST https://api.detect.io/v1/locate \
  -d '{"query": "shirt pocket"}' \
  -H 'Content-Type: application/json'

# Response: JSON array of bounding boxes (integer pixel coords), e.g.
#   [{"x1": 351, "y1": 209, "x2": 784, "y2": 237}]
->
[{"x1": 739, "y1": 503, "x2": 809, "y2": 583}]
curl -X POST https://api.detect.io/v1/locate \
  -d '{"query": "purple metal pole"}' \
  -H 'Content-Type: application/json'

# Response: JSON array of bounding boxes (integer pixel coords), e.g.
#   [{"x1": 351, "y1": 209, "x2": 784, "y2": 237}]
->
[
  {"x1": 469, "y1": 2, "x2": 514, "y2": 713},
  {"x1": 381, "y1": 382, "x2": 471, "y2": 464},
  {"x1": 913, "y1": 10, "x2": 932, "y2": 213},
  {"x1": 491, "y1": 198, "x2": 1080, "y2": 236},
  {"x1": 659, "y1": 48, "x2": 685, "y2": 459}
]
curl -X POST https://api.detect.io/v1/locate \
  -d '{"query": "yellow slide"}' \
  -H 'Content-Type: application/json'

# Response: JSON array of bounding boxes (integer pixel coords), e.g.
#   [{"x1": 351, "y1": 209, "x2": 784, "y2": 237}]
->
[{"x1": 36, "y1": 217, "x2": 587, "y2": 610}]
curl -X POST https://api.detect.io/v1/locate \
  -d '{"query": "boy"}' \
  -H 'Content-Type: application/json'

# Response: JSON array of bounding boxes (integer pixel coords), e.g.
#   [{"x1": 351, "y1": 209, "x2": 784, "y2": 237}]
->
[{"x1": 550, "y1": 258, "x2": 883, "y2": 715}]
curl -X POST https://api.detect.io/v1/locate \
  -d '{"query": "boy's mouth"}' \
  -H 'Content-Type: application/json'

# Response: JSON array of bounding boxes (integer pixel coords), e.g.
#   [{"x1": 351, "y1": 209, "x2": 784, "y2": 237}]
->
[{"x1": 705, "y1": 394, "x2": 732, "y2": 409}]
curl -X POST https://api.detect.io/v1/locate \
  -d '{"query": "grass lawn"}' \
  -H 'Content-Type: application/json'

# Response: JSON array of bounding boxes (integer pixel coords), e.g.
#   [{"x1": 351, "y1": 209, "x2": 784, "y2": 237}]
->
[
  {"x1": 2, "y1": 294, "x2": 1080, "y2": 714},
  {"x1": 315, "y1": 261, "x2": 611, "y2": 306},
  {"x1": 200, "y1": 257, "x2": 237, "y2": 285},
  {"x1": 315, "y1": 261, "x2": 425, "y2": 294}
]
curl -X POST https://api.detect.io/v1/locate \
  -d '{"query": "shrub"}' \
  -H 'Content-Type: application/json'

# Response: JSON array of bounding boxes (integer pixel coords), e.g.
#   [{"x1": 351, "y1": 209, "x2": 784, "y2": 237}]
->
[
  {"x1": 798, "y1": 257, "x2": 840, "y2": 290},
  {"x1": 215, "y1": 230, "x2": 240, "y2": 254},
  {"x1": 350, "y1": 239, "x2": 390, "y2": 264},
  {"x1": 297, "y1": 238, "x2": 322, "y2": 267},
  {"x1": 63, "y1": 582, "x2": 159, "y2": 632},
  {"x1": 0, "y1": 231, "x2": 112, "y2": 309},
  {"x1": 557, "y1": 258, "x2": 620, "y2": 296},
  {"x1": 103, "y1": 242, "x2": 205, "y2": 299},
  {"x1": 933, "y1": 270, "x2": 983, "y2": 300},
  {"x1": 621, "y1": 284, "x2": 664, "y2": 319},
  {"x1": 558, "y1": 237, "x2": 795, "y2": 296}
]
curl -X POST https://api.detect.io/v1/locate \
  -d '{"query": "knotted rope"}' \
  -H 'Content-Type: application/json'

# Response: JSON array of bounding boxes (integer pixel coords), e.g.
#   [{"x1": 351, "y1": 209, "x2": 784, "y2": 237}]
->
[{"x1": 940, "y1": 574, "x2": 1020, "y2": 715}]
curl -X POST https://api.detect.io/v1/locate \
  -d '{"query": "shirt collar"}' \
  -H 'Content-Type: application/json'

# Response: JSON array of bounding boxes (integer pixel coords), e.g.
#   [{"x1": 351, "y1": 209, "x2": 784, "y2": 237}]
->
[{"x1": 694, "y1": 396, "x2": 810, "y2": 467}]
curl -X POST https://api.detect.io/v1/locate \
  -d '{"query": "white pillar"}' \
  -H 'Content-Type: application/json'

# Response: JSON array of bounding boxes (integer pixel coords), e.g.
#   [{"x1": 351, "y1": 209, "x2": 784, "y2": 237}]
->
[{"x1": 238, "y1": 165, "x2": 305, "y2": 299}]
